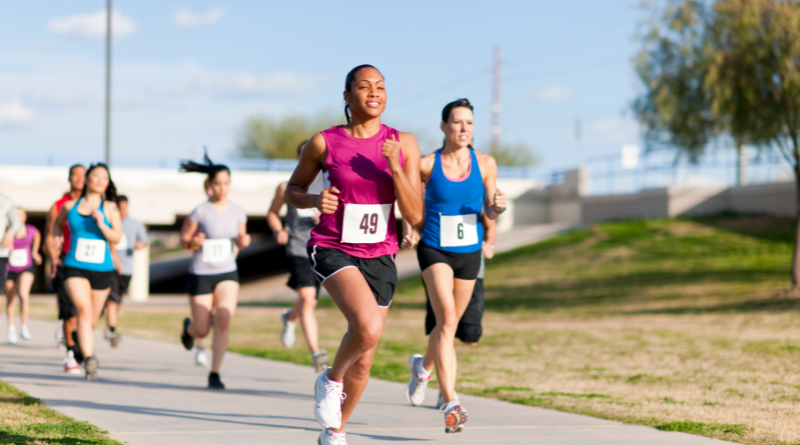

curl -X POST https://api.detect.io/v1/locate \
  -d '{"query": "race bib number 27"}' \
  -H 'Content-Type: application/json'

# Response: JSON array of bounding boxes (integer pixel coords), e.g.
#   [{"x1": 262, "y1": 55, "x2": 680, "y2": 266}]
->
[
  {"x1": 75, "y1": 238, "x2": 107, "y2": 264},
  {"x1": 341, "y1": 203, "x2": 392, "y2": 244}
]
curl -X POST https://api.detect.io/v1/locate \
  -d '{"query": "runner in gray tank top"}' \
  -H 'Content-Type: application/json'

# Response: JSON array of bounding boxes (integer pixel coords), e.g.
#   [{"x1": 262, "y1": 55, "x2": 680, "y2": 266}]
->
[{"x1": 268, "y1": 140, "x2": 329, "y2": 371}]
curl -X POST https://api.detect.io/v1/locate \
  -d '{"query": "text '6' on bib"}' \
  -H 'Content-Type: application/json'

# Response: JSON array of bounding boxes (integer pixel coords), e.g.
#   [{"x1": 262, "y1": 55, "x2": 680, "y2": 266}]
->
[
  {"x1": 75, "y1": 238, "x2": 107, "y2": 264},
  {"x1": 341, "y1": 203, "x2": 392, "y2": 244},
  {"x1": 9, "y1": 249, "x2": 29, "y2": 267},
  {"x1": 439, "y1": 213, "x2": 479, "y2": 247},
  {"x1": 202, "y1": 239, "x2": 233, "y2": 264}
]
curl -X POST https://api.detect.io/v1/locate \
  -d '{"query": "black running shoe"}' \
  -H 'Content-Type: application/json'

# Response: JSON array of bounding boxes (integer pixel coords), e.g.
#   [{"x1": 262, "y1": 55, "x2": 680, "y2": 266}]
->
[
  {"x1": 84, "y1": 356, "x2": 99, "y2": 381},
  {"x1": 71, "y1": 332, "x2": 84, "y2": 364},
  {"x1": 181, "y1": 318, "x2": 194, "y2": 351},
  {"x1": 208, "y1": 372, "x2": 225, "y2": 390}
]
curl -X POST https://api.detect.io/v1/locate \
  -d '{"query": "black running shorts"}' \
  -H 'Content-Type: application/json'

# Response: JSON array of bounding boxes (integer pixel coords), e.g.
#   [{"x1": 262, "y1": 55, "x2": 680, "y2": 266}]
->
[
  {"x1": 308, "y1": 246, "x2": 397, "y2": 308},
  {"x1": 107, "y1": 272, "x2": 132, "y2": 303},
  {"x1": 417, "y1": 241, "x2": 481, "y2": 280},
  {"x1": 64, "y1": 266, "x2": 115, "y2": 291},
  {"x1": 55, "y1": 257, "x2": 77, "y2": 320},
  {"x1": 0, "y1": 258, "x2": 6, "y2": 296},
  {"x1": 287, "y1": 255, "x2": 320, "y2": 293},
  {"x1": 186, "y1": 271, "x2": 239, "y2": 296},
  {"x1": 425, "y1": 278, "x2": 484, "y2": 343},
  {"x1": 7, "y1": 265, "x2": 34, "y2": 282}
]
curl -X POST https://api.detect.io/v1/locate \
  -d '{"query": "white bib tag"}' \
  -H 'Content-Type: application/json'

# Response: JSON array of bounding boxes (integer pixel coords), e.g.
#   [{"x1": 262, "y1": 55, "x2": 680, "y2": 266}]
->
[
  {"x1": 75, "y1": 238, "x2": 107, "y2": 264},
  {"x1": 202, "y1": 239, "x2": 233, "y2": 264},
  {"x1": 440, "y1": 214, "x2": 479, "y2": 247},
  {"x1": 295, "y1": 207, "x2": 318, "y2": 218},
  {"x1": 9, "y1": 249, "x2": 28, "y2": 267},
  {"x1": 341, "y1": 203, "x2": 392, "y2": 244},
  {"x1": 116, "y1": 233, "x2": 129, "y2": 251}
]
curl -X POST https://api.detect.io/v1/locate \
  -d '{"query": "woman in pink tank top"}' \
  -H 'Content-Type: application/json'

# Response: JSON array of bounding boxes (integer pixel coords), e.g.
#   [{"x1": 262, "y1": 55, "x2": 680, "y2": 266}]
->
[{"x1": 286, "y1": 65, "x2": 423, "y2": 443}]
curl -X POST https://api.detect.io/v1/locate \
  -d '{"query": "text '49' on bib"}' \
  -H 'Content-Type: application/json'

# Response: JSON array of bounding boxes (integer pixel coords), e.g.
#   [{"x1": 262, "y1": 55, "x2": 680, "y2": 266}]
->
[
  {"x1": 439, "y1": 213, "x2": 479, "y2": 247},
  {"x1": 75, "y1": 238, "x2": 107, "y2": 264},
  {"x1": 202, "y1": 239, "x2": 233, "y2": 264},
  {"x1": 341, "y1": 203, "x2": 392, "y2": 244},
  {"x1": 9, "y1": 249, "x2": 29, "y2": 267}
]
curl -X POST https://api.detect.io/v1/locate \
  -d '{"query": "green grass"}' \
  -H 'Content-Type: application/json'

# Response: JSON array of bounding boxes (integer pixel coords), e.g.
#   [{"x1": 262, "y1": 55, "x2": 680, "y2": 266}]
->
[
  {"x1": 0, "y1": 380, "x2": 121, "y2": 445},
  {"x1": 657, "y1": 421, "x2": 747, "y2": 436}
]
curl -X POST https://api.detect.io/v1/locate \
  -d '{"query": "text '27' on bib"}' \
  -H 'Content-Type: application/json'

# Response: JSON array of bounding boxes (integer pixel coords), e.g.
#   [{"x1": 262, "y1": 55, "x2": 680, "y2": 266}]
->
[
  {"x1": 341, "y1": 203, "x2": 392, "y2": 244},
  {"x1": 439, "y1": 213, "x2": 479, "y2": 248},
  {"x1": 75, "y1": 238, "x2": 107, "y2": 264},
  {"x1": 9, "y1": 249, "x2": 29, "y2": 267},
  {"x1": 202, "y1": 239, "x2": 233, "y2": 264}
]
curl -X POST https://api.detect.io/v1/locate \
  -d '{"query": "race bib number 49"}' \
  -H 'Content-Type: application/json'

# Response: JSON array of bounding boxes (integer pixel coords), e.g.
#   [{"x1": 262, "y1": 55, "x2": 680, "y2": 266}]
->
[
  {"x1": 75, "y1": 238, "x2": 107, "y2": 264},
  {"x1": 9, "y1": 249, "x2": 28, "y2": 267},
  {"x1": 440, "y1": 213, "x2": 479, "y2": 247},
  {"x1": 202, "y1": 239, "x2": 233, "y2": 264},
  {"x1": 341, "y1": 203, "x2": 392, "y2": 244}
]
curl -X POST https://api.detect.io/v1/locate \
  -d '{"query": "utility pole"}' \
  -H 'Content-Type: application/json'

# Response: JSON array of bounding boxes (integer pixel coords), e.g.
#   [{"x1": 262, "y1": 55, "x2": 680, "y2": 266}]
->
[
  {"x1": 104, "y1": 0, "x2": 112, "y2": 166},
  {"x1": 491, "y1": 46, "x2": 501, "y2": 155}
]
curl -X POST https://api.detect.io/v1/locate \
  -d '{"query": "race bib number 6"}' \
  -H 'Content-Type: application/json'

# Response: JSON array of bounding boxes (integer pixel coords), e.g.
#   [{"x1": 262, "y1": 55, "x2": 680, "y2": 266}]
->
[
  {"x1": 295, "y1": 207, "x2": 318, "y2": 218},
  {"x1": 440, "y1": 213, "x2": 479, "y2": 247},
  {"x1": 202, "y1": 239, "x2": 233, "y2": 264},
  {"x1": 341, "y1": 203, "x2": 392, "y2": 244},
  {"x1": 75, "y1": 238, "x2": 107, "y2": 264}
]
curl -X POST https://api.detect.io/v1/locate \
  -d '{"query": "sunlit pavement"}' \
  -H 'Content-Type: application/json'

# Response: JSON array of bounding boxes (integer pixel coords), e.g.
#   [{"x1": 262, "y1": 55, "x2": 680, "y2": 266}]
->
[{"x1": 0, "y1": 319, "x2": 732, "y2": 444}]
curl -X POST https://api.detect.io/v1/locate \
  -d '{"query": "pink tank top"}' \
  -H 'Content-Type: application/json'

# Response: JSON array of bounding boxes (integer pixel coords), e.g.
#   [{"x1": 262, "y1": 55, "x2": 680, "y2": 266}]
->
[{"x1": 308, "y1": 124, "x2": 405, "y2": 258}]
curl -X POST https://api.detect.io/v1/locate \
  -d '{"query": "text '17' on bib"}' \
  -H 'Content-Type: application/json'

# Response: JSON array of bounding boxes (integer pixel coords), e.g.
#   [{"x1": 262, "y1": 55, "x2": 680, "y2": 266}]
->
[
  {"x1": 295, "y1": 207, "x2": 319, "y2": 218},
  {"x1": 116, "y1": 233, "x2": 129, "y2": 251},
  {"x1": 341, "y1": 203, "x2": 392, "y2": 244},
  {"x1": 439, "y1": 213, "x2": 479, "y2": 247},
  {"x1": 9, "y1": 249, "x2": 29, "y2": 267},
  {"x1": 202, "y1": 239, "x2": 233, "y2": 264},
  {"x1": 75, "y1": 238, "x2": 107, "y2": 264}
]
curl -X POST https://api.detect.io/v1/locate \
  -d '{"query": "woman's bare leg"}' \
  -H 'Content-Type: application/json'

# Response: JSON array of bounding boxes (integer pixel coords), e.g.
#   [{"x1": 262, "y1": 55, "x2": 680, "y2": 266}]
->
[
  {"x1": 209, "y1": 281, "x2": 238, "y2": 373},
  {"x1": 5, "y1": 280, "x2": 17, "y2": 326},
  {"x1": 66, "y1": 278, "x2": 110, "y2": 358},
  {"x1": 17, "y1": 272, "x2": 34, "y2": 326},
  {"x1": 295, "y1": 287, "x2": 319, "y2": 353}
]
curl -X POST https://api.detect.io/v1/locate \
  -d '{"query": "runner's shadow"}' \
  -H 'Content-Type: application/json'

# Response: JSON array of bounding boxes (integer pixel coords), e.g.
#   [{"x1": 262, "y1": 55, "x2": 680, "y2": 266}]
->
[
  {"x1": 348, "y1": 432, "x2": 430, "y2": 441},
  {"x1": 0, "y1": 371, "x2": 313, "y2": 401},
  {"x1": 46, "y1": 399, "x2": 320, "y2": 431}
]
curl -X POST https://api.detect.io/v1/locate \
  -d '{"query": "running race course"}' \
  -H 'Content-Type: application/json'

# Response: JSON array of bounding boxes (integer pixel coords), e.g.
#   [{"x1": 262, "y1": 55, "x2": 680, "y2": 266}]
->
[{"x1": 0, "y1": 319, "x2": 730, "y2": 444}]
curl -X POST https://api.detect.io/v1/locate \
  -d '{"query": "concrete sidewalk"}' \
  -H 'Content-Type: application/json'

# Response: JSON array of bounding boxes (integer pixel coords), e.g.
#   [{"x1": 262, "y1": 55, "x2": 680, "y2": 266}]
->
[{"x1": 1, "y1": 320, "x2": 729, "y2": 444}]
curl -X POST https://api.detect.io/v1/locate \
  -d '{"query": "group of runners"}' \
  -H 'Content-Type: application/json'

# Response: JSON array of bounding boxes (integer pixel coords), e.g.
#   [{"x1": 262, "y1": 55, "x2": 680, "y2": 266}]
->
[{"x1": 1, "y1": 63, "x2": 505, "y2": 444}]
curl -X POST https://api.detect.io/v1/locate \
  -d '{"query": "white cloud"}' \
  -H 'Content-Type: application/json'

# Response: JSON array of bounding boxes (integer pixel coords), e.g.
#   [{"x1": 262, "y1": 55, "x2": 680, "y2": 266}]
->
[
  {"x1": 0, "y1": 101, "x2": 33, "y2": 125},
  {"x1": 174, "y1": 8, "x2": 224, "y2": 27},
  {"x1": 526, "y1": 86, "x2": 575, "y2": 102},
  {"x1": 47, "y1": 10, "x2": 136, "y2": 40}
]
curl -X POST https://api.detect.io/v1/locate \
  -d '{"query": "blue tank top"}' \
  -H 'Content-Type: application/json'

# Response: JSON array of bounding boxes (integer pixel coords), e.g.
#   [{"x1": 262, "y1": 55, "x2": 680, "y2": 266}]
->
[
  {"x1": 63, "y1": 198, "x2": 115, "y2": 272},
  {"x1": 420, "y1": 149, "x2": 484, "y2": 253}
]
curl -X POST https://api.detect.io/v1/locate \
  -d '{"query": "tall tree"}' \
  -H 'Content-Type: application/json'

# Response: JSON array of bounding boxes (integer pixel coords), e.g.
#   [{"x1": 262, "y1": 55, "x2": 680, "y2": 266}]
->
[
  {"x1": 634, "y1": 0, "x2": 800, "y2": 291},
  {"x1": 238, "y1": 114, "x2": 342, "y2": 159}
]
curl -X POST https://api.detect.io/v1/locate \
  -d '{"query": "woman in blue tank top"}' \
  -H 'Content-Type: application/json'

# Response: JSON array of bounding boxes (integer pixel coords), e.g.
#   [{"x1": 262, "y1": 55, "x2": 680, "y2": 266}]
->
[
  {"x1": 53, "y1": 163, "x2": 123, "y2": 381},
  {"x1": 404, "y1": 99, "x2": 507, "y2": 433}
]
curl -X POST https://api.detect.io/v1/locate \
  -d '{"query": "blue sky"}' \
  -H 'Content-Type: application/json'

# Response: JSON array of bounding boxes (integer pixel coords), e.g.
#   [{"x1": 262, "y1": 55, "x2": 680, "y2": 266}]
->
[{"x1": 0, "y1": 0, "x2": 644, "y2": 172}]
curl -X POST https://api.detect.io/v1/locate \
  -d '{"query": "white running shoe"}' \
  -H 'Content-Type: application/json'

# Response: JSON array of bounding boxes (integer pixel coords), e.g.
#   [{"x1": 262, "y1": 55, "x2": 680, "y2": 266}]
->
[
  {"x1": 438, "y1": 391, "x2": 459, "y2": 410},
  {"x1": 20, "y1": 325, "x2": 31, "y2": 340},
  {"x1": 280, "y1": 309, "x2": 296, "y2": 348},
  {"x1": 441, "y1": 400, "x2": 469, "y2": 433},
  {"x1": 318, "y1": 428, "x2": 347, "y2": 445},
  {"x1": 195, "y1": 347, "x2": 209, "y2": 367},
  {"x1": 55, "y1": 320, "x2": 65, "y2": 348},
  {"x1": 7, "y1": 326, "x2": 17, "y2": 345},
  {"x1": 406, "y1": 354, "x2": 431, "y2": 407},
  {"x1": 314, "y1": 368, "x2": 345, "y2": 429},
  {"x1": 64, "y1": 351, "x2": 81, "y2": 375}
]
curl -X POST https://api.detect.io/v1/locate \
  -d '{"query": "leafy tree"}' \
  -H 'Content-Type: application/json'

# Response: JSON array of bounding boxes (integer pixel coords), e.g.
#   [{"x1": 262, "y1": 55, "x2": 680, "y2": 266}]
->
[
  {"x1": 238, "y1": 114, "x2": 342, "y2": 159},
  {"x1": 490, "y1": 143, "x2": 540, "y2": 167},
  {"x1": 634, "y1": 0, "x2": 800, "y2": 291}
]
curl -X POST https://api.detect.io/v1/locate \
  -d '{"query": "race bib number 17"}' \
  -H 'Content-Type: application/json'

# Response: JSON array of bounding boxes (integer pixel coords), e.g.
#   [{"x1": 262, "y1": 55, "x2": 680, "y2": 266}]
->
[
  {"x1": 75, "y1": 238, "x2": 107, "y2": 264},
  {"x1": 202, "y1": 239, "x2": 233, "y2": 264},
  {"x1": 440, "y1": 213, "x2": 479, "y2": 247},
  {"x1": 341, "y1": 204, "x2": 392, "y2": 244}
]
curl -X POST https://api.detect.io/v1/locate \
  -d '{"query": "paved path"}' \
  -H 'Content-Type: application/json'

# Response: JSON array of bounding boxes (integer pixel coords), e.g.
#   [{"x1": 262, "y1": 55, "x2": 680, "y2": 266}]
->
[{"x1": 1, "y1": 320, "x2": 729, "y2": 444}]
